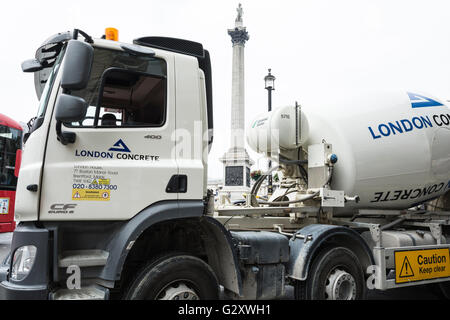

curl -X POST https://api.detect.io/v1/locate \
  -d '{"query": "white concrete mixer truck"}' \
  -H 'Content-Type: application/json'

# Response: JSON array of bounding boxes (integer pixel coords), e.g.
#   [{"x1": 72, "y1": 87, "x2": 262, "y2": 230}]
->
[{"x1": 1, "y1": 28, "x2": 450, "y2": 300}]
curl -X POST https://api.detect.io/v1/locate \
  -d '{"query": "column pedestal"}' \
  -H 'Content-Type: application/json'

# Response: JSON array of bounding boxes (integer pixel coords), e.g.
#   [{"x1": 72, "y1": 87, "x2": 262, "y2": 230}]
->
[{"x1": 219, "y1": 148, "x2": 254, "y2": 202}]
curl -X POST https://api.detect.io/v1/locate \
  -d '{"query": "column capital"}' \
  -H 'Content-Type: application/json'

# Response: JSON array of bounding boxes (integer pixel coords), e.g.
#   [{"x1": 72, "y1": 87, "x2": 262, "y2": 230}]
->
[{"x1": 228, "y1": 27, "x2": 249, "y2": 46}]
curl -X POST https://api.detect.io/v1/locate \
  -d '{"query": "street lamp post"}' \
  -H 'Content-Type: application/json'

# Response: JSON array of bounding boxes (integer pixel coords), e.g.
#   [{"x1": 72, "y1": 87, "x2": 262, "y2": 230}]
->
[{"x1": 264, "y1": 69, "x2": 275, "y2": 195}]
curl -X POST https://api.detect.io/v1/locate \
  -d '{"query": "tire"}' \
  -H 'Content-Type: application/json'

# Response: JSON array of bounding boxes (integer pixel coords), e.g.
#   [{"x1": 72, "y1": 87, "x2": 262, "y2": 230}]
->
[
  {"x1": 295, "y1": 246, "x2": 366, "y2": 300},
  {"x1": 124, "y1": 253, "x2": 219, "y2": 300}
]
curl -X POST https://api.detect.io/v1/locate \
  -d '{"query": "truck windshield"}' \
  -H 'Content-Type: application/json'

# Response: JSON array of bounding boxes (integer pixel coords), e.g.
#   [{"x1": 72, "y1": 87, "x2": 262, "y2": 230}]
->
[
  {"x1": 29, "y1": 46, "x2": 65, "y2": 134},
  {"x1": 0, "y1": 125, "x2": 22, "y2": 190}
]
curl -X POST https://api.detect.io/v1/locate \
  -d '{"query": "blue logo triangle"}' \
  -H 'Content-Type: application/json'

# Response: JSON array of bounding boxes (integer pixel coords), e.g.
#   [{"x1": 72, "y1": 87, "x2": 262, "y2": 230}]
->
[
  {"x1": 407, "y1": 92, "x2": 443, "y2": 108},
  {"x1": 108, "y1": 139, "x2": 131, "y2": 152}
]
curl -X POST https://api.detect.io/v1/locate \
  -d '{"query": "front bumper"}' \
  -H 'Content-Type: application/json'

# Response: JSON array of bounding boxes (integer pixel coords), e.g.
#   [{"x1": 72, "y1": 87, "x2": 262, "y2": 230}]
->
[{"x1": 0, "y1": 223, "x2": 50, "y2": 300}]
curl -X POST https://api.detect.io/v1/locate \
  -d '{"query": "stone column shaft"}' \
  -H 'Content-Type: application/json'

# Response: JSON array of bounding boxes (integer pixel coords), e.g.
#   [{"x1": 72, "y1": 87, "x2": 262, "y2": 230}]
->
[{"x1": 230, "y1": 43, "x2": 245, "y2": 150}]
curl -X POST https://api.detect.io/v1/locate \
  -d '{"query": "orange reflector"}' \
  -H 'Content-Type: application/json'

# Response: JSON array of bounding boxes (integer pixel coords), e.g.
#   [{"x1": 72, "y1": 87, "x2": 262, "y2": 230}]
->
[{"x1": 105, "y1": 28, "x2": 119, "y2": 41}]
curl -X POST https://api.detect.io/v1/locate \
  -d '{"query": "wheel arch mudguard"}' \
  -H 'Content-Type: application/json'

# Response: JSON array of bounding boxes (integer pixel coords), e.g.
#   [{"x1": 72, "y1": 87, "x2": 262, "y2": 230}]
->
[
  {"x1": 100, "y1": 200, "x2": 242, "y2": 296},
  {"x1": 197, "y1": 216, "x2": 243, "y2": 296},
  {"x1": 286, "y1": 224, "x2": 374, "y2": 281}
]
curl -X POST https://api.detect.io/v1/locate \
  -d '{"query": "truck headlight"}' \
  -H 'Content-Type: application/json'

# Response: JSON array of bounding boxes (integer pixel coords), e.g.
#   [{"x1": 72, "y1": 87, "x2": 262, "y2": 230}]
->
[{"x1": 10, "y1": 246, "x2": 37, "y2": 281}]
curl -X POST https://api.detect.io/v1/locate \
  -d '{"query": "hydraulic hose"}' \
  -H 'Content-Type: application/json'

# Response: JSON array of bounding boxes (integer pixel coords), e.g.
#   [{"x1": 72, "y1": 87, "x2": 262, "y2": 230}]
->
[
  {"x1": 250, "y1": 165, "x2": 279, "y2": 196},
  {"x1": 257, "y1": 166, "x2": 334, "y2": 206}
]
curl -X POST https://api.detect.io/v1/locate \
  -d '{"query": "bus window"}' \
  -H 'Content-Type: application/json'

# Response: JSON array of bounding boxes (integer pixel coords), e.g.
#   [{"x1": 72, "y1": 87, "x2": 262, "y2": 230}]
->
[{"x1": 0, "y1": 125, "x2": 22, "y2": 191}]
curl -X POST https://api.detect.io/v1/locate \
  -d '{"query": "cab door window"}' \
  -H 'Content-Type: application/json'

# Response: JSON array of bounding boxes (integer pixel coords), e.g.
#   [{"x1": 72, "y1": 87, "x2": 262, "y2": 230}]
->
[
  {"x1": 68, "y1": 47, "x2": 167, "y2": 128},
  {"x1": 95, "y1": 68, "x2": 166, "y2": 127}
]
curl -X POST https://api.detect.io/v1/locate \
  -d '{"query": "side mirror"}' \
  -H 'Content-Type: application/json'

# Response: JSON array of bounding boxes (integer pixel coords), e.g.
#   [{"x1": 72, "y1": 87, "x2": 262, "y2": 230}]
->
[
  {"x1": 55, "y1": 94, "x2": 88, "y2": 123},
  {"x1": 54, "y1": 94, "x2": 88, "y2": 145},
  {"x1": 60, "y1": 40, "x2": 94, "y2": 90},
  {"x1": 54, "y1": 40, "x2": 92, "y2": 145},
  {"x1": 21, "y1": 59, "x2": 43, "y2": 73}
]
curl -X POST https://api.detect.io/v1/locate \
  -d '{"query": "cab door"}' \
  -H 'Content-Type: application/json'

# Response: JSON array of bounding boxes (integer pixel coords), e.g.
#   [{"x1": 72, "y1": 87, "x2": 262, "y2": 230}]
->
[{"x1": 39, "y1": 46, "x2": 177, "y2": 221}]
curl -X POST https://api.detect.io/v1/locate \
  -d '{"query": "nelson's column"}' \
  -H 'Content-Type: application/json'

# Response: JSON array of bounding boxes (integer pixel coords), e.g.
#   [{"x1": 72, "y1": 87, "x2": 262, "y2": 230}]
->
[{"x1": 219, "y1": 4, "x2": 254, "y2": 201}]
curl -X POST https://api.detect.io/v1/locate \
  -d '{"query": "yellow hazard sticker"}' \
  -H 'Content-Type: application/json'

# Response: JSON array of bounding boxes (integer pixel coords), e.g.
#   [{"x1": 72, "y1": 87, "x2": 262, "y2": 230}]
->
[
  {"x1": 98, "y1": 179, "x2": 110, "y2": 185},
  {"x1": 395, "y1": 248, "x2": 450, "y2": 283},
  {"x1": 90, "y1": 179, "x2": 110, "y2": 185},
  {"x1": 72, "y1": 189, "x2": 110, "y2": 201}
]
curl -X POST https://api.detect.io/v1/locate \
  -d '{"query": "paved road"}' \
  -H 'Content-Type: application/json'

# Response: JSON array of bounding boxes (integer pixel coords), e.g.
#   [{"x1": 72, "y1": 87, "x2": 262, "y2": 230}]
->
[{"x1": 0, "y1": 232, "x2": 443, "y2": 300}]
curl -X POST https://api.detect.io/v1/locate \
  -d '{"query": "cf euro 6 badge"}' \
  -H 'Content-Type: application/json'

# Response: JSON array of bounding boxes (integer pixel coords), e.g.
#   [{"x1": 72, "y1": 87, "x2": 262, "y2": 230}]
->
[
  {"x1": 75, "y1": 139, "x2": 160, "y2": 161},
  {"x1": 395, "y1": 248, "x2": 450, "y2": 283},
  {"x1": 48, "y1": 204, "x2": 77, "y2": 214}
]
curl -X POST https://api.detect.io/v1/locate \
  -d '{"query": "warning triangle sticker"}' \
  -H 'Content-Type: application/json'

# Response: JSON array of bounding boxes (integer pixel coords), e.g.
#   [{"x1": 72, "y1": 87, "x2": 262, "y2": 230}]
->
[
  {"x1": 399, "y1": 256, "x2": 414, "y2": 278},
  {"x1": 91, "y1": 179, "x2": 98, "y2": 184}
]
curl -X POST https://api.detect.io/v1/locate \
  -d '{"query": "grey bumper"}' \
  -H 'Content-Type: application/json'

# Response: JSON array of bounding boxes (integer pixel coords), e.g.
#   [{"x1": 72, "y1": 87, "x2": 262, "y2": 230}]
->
[{"x1": 0, "y1": 223, "x2": 50, "y2": 300}]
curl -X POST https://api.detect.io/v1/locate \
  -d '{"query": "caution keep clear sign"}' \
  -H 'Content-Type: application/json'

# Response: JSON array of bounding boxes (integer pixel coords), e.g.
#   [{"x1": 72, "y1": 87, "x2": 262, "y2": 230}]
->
[{"x1": 395, "y1": 248, "x2": 450, "y2": 283}]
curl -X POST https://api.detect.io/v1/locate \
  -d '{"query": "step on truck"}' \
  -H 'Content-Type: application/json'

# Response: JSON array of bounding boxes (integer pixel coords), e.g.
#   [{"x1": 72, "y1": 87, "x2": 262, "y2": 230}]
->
[{"x1": 2, "y1": 28, "x2": 450, "y2": 300}]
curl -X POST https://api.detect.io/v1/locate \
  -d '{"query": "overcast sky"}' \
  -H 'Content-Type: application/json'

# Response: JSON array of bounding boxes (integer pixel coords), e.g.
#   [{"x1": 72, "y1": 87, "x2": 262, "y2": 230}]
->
[{"x1": 2, "y1": 0, "x2": 450, "y2": 179}]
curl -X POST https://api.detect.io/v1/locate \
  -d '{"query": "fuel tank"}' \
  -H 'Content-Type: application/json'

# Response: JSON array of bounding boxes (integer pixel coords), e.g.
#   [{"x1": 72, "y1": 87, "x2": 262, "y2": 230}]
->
[{"x1": 247, "y1": 90, "x2": 450, "y2": 214}]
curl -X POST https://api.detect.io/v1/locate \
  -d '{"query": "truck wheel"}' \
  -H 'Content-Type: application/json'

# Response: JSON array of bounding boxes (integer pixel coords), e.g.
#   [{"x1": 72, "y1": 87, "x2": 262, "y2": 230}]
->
[
  {"x1": 124, "y1": 254, "x2": 219, "y2": 300},
  {"x1": 295, "y1": 246, "x2": 366, "y2": 300}
]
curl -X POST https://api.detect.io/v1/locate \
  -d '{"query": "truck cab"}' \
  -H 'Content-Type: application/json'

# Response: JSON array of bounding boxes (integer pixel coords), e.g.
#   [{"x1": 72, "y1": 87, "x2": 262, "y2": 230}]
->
[{"x1": 17, "y1": 33, "x2": 212, "y2": 222}]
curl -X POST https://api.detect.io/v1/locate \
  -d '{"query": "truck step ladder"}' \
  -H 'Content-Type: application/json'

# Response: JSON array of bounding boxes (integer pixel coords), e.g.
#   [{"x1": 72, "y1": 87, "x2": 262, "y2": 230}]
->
[
  {"x1": 58, "y1": 250, "x2": 109, "y2": 268},
  {"x1": 50, "y1": 285, "x2": 109, "y2": 300}
]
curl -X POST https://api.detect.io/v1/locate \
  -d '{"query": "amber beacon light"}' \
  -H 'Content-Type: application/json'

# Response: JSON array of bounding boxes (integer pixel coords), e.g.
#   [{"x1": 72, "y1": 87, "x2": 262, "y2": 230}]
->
[{"x1": 105, "y1": 28, "x2": 119, "y2": 41}]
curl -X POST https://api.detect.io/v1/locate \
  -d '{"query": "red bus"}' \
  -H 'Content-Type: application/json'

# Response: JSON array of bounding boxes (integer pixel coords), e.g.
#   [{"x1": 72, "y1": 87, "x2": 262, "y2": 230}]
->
[{"x1": 0, "y1": 114, "x2": 22, "y2": 232}]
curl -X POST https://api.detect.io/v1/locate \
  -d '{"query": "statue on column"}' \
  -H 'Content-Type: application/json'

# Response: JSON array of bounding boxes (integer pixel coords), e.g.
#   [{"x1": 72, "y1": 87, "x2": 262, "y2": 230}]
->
[{"x1": 236, "y1": 4, "x2": 243, "y2": 22}]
